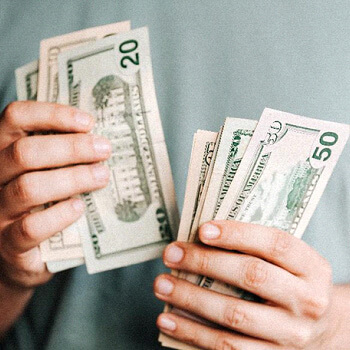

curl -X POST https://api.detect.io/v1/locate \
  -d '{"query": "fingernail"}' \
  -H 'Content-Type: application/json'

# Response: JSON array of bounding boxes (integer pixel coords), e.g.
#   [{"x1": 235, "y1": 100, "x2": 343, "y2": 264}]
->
[
  {"x1": 92, "y1": 164, "x2": 109, "y2": 182},
  {"x1": 75, "y1": 112, "x2": 92, "y2": 126},
  {"x1": 158, "y1": 315, "x2": 177, "y2": 331},
  {"x1": 165, "y1": 244, "x2": 184, "y2": 264},
  {"x1": 93, "y1": 136, "x2": 111, "y2": 155},
  {"x1": 201, "y1": 223, "x2": 221, "y2": 240},
  {"x1": 155, "y1": 277, "x2": 174, "y2": 296},
  {"x1": 72, "y1": 199, "x2": 85, "y2": 213}
]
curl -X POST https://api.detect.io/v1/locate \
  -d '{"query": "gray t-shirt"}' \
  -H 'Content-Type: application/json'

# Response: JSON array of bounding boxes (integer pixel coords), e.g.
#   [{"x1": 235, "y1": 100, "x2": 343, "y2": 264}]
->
[{"x1": 1, "y1": 1, "x2": 349, "y2": 349}]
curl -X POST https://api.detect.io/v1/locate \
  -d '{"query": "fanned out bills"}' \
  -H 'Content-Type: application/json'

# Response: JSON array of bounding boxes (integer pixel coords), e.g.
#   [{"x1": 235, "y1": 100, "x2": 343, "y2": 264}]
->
[
  {"x1": 160, "y1": 130, "x2": 218, "y2": 350},
  {"x1": 15, "y1": 23, "x2": 179, "y2": 274},
  {"x1": 14, "y1": 22, "x2": 349, "y2": 350},
  {"x1": 176, "y1": 130, "x2": 218, "y2": 243},
  {"x1": 160, "y1": 110, "x2": 348, "y2": 349},
  {"x1": 37, "y1": 21, "x2": 131, "y2": 103},
  {"x1": 37, "y1": 21, "x2": 131, "y2": 272}
]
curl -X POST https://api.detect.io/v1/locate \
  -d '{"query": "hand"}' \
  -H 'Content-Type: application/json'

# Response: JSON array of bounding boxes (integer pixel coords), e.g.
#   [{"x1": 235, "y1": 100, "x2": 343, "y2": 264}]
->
[
  {"x1": 0, "y1": 101, "x2": 111, "y2": 290},
  {"x1": 154, "y1": 220, "x2": 334, "y2": 349}
]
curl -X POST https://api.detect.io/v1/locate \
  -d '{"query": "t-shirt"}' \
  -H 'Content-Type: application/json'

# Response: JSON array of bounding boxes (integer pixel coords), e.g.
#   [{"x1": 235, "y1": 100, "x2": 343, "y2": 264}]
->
[{"x1": 1, "y1": 1, "x2": 349, "y2": 349}]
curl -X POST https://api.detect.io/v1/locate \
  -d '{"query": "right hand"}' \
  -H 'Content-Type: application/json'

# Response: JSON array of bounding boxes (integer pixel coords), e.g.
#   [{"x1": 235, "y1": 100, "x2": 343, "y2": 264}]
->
[{"x1": 0, "y1": 101, "x2": 111, "y2": 290}]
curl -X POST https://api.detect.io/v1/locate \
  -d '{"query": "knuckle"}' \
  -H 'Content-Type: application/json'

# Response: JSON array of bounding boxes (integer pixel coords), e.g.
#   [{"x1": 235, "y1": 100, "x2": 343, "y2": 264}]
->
[
  {"x1": 182, "y1": 327, "x2": 201, "y2": 347},
  {"x1": 301, "y1": 293, "x2": 329, "y2": 319},
  {"x1": 20, "y1": 216, "x2": 39, "y2": 242},
  {"x1": 269, "y1": 229, "x2": 291, "y2": 258},
  {"x1": 3, "y1": 251, "x2": 51, "y2": 289},
  {"x1": 3, "y1": 101, "x2": 21, "y2": 125},
  {"x1": 11, "y1": 138, "x2": 33, "y2": 169},
  {"x1": 69, "y1": 166, "x2": 85, "y2": 192},
  {"x1": 223, "y1": 302, "x2": 248, "y2": 330},
  {"x1": 233, "y1": 225, "x2": 249, "y2": 247},
  {"x1": 214, "y1": 335, "x2": 240, "y2": 350},
  {"x1": 56, "y1": 204, "x2": 68, "y2": 225},
  {"x1": 13, "y1": 174, "x2": 37, "y2": 204},
  {"x1": 182, "y1": 289, "x2": 195, "y2": 310},
  {"x1": 291, "y1": 327, "x2": 313, "y2": 348},
  {"x1": 197, "y1": 251, "x2": 212, "y2": 272},
  {"x1": 52, "y1": 104, "x2": 69, "y2": 121},
  {"x1": 242, "y1": 258, "x2": 268, "y2": 289},
  {"x1": 69, "y1": 135, "x2": 86, "y2": 160},
  {"x1": 320, "y1": 258, "x2": 332, "y2": 281}
]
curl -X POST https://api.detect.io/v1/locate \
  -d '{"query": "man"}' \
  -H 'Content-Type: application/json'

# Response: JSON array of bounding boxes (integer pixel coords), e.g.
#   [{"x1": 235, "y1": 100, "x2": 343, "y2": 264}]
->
[{"x1": 1, "y1": 1, "x2": 349, "y2": 349}]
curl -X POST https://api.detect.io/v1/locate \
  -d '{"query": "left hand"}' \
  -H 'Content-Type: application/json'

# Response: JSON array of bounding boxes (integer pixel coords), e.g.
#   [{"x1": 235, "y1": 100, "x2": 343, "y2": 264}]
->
[{"x1": 154, "y1": 220, "x2": 334, "y2": 349}]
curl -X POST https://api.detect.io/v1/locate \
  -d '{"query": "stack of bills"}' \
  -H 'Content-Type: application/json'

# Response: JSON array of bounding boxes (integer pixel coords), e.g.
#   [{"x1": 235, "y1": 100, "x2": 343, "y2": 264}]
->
[
  {"x1": 15, "y1": 22, "x2": 179, "y2": 274},
  {"x1": 160, "y1": 111, "x2": 349, "y2": 349},
  {"x1": 14, "y1": 22, "x2": 349, "y2": 349}
]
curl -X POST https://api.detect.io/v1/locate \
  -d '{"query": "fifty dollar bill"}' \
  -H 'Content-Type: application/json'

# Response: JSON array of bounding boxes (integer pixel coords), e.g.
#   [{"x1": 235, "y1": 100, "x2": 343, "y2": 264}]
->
[{"x1": 202, "y1": 108, "x2": 349, "y2": 296}]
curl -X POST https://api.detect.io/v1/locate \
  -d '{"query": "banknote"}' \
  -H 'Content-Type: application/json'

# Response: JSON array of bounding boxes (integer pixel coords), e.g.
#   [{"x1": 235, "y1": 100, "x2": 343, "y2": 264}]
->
[
  {"x1": 177, "y1": 130, "x2": 218, "y2": 242},
  {"x1": 15, "y1": 59, "x2": 85, "y2": 272},
  {"x1": 160, "y1": 130, "x2": 218, "y2": 350},
  {"x1": 38, "y1": 21, "x2": 131, "y2": 266},
  {"x1": 182, "y1": 118, "x2": 257, "y2": 294},
  {"x1": 15, "y1": 60, "x2": 38, "y2": 101},
  {"x1": 192, "y1": 118, "x2": 257, "y2": 238},
  {"x1": 185, "y1": 128, "x2": 222, "y2": 244},
  {"x1": 202, "y1": 108, "x2": 350, "y2": 296},
  {"x1": 160, "y1": 120, "x2": 255, "y2": 349},
  {"x1": 46, "y1": 258, "x2": 84, "y2": 273},
  {"x1": 175, "y1": 127, "x2": 222, "y2": 287},
  {"x1": 58, "y1": 27, "x2": 179, "y2": 273},
  {"x1": 37, "y1": 21, "x2": 130, "y2": 103}
]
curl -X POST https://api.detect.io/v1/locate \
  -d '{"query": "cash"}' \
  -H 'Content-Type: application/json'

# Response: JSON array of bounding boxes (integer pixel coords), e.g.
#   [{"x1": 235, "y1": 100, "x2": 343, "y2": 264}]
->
[
  {"x1": 14, "y1": 22, "x2": 349, "y2": 350},
  {"x1": 15, "y1": 60, "x2": 38, "y2": 101},
  {"x1": 37, "y1": 21, "x2": 131, "y2": 272},
  {"x1": 177, "y1": 130, "x2": 218, "y2": 243},
  {"x1": 160, "y1": 110, "x2": 349, "y2": 349},
  {"x1": 58, "y1": 27, "x2": 179, "y2": 273},
  {"x1": 160, "y1": 130, "x2": 218, "y2": 350},
  {"x1": 15, "y1": 23, "x2": 179, "y2": 273},
  {"x1": 37, "y1": 21, "x2": 130, "y2": 103}
]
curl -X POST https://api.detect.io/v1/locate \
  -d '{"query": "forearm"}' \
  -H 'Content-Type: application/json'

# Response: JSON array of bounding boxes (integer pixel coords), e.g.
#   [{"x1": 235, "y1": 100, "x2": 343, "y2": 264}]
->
[
  {"x1": 0, "y1": 281, "x2": 33, "y2": 340},
  {"x1": 325, "y1": 284, "x2": 350, "y2": 349}
]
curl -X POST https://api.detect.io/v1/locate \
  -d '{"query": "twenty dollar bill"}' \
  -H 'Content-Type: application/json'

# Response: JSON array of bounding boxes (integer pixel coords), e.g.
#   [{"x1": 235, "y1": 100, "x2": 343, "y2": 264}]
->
[
  {"x1": 38, "y1": 21, "x2": 131, "y2": 269},
  {"x1": 58, "y1": 27, "x2": 179, "y2": 273}
]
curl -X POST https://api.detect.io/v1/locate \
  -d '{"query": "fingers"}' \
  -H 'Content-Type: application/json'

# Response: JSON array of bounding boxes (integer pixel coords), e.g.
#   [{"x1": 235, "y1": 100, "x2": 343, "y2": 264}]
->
[
  {"x1": 0, "y1": 246, "x2": 52, "y2": 289},
  {"x1": 0, "y1": 163, "x2": 109, "y2": 219},
  {"x1": 0, "y1": 133, "x2": 111, "y2": 185},
  {"x1": 157, "y1": 313, "x2": 278, "y2": 350},
  {"x1": 199, "y1": 220, "x2": 321, "y2": 277},
  {"x1": 155, "y1": 274, "x2": 309, "y2": 346},
  {"x1": 163, "y1": 242, "x2": 307, "y2": 310},
  {"x1": 0, "y1": 198, "x2": 85, "y2": 255},
  {"x1": 0, "y1": 101, "x2": 93, "y2": 140}
]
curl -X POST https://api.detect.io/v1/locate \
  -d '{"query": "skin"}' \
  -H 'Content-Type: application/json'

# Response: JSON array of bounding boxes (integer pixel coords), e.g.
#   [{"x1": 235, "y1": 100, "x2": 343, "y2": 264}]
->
[
  {"x1": 0, "y1": 101, "x2": 111, "y2": 338},
  {"x1": 1, "y1": 101, "x2": 349, "y2": 349},
  {"x1": 154, "y1": 221, "x2": 350, "y2": 349}
]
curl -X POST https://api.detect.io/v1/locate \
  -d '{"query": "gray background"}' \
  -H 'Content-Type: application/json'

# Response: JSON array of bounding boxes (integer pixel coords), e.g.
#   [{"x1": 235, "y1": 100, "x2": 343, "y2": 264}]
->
[{"x1": 0, "y1": 1, "x2": 349, "y2": 349}]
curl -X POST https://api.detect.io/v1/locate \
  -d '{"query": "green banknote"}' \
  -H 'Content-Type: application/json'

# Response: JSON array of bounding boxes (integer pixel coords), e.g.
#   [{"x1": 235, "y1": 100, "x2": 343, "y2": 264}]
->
[
  {"x1": 58, "y1": 27, "x2": 179, "y2": 273},
  {"x1": 203, "y1": 108, "x2": 349, "y2": 296},
  {"x1": 15, "y1": 60, "x2": 38, "y2": 101}
]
